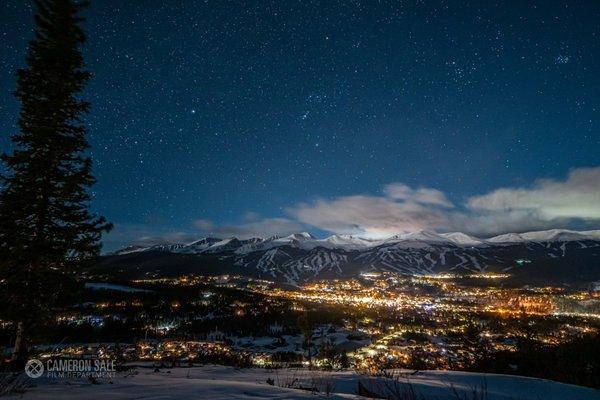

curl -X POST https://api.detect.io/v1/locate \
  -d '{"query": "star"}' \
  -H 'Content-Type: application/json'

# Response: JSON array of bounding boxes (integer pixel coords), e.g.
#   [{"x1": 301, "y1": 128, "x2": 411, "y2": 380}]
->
[{"x1": 1, "y1": 0, "x2": 596, "y2": 252}]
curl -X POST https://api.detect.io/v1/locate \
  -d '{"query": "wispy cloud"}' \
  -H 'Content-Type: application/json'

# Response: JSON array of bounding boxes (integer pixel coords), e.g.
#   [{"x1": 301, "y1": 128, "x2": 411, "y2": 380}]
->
[
  {"x1": 194, "y1": 215, "x2": 303, "y2": 239},
  {"x1": 466, "y1": 167, "x2": 600, "y2": 220},
  {"x1": 106, "y1": 166, "x2": 600, "y2": 249},
  {"x1": 102, "y1": 223, "x2": 198, "y2": 251},
  {"x1": 289, "y1": 192, "x2": 451, "y2": 238},
  {"x1": 383, "y1": 183, "x2": 453, "y2": 208},
  {"x1": 288, "y1": 167, "x2": 600, "y2": 237}
]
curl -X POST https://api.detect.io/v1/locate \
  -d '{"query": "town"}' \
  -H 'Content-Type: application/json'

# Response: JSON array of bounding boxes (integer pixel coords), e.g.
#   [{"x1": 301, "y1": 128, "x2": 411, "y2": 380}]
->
[{"x1": 4, "y1": 271, "x2": 597, "y2": 388}]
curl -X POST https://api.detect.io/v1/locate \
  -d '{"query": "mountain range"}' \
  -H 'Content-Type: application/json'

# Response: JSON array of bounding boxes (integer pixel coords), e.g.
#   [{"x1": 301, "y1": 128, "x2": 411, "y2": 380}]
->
[{"x1": 93, "y1": 229, "x2": 600, "y2": 287}]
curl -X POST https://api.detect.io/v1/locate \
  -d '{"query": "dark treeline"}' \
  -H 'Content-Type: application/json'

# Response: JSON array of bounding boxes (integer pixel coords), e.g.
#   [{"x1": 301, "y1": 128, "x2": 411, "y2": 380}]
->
[{"x1": 473, "y1": 334, "x2": 600, "y2": 389}]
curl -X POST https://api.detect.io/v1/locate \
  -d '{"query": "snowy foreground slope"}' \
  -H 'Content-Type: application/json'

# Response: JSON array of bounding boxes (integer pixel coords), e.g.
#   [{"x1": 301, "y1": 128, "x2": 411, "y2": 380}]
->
[{"x1": 16, "y1": 365, "x2": 599, "y2": 400}]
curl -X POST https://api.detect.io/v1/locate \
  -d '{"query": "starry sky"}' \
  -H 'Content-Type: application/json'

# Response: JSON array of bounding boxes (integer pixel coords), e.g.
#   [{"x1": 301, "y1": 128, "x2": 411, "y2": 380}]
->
[{"x1": 1, "y1": 1, "x2": 599, "y2": 251}]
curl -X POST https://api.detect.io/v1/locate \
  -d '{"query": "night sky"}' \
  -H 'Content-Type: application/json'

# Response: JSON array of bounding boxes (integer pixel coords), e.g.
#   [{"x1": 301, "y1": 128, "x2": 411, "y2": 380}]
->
[{"x1": 1, "y1": 1, "x2": 599, "y2": 251}]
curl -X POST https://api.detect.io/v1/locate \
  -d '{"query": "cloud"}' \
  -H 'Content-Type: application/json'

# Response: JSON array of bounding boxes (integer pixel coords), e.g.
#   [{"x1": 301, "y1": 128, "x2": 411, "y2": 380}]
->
[
  {"x1": 194, "y1": 216, "x2": 303, "y2": 239},
  {"x1": 467, "y1": 167, "x2": 600, "y2": 220},
  {"x1": 288, "y1": 167, "x2": 600, "y2": 237},
  {"x1": 194, "y1": 219, "x2": 215, "y2": 231},
  {"x1": 383, "y1": 183, "x2": 453, "y2": 207},
  {"x1": 289, "y1": 183, "x2": 454, "y2": 238},
  {"x1": 102, "y1": 223, "x2": 197, "y2": 252},
  {"x1": 105, "y1": 216, "x2": 303, "y2": 252},
  {"x1": 291, "y1": 196, "x2": 450, "y2": 237},
  {"x1": 106, "y1": 167, "x2": 600, "y2": 250},
  {"x1": 447, "y1": 210, "x2": 558, "y2": 236},
  {"x1": 134, "y1": 232, "x2": 198, "y2": 246}
]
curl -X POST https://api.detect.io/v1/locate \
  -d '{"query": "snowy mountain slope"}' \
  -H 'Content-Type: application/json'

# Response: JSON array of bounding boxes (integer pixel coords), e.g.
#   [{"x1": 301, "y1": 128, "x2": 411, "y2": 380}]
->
[
  {"x1": 178, "y1": 237, "x2": 222, "y2": 253},
  {"x1": 318, "y1": 234, "x2": 376, "y2": 250},
  {"x1": 487, "y1": 229, "x2": 600, "y2": 244},
  {"x1": 112, "y1": 229, "x2": 600, "y2": 256},
  {"x1": 440, "y1": 232, "x2": 485, "y2": 246},
  {"x1": 102, "y1": 229, "x2": 600, "y2": 286}
]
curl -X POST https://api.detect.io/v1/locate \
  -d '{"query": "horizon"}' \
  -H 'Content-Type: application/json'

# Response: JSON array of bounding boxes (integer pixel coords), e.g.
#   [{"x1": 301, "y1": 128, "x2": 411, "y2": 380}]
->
[{"x1": 114, "y1": 226, "x2": 600, "y2": 252}]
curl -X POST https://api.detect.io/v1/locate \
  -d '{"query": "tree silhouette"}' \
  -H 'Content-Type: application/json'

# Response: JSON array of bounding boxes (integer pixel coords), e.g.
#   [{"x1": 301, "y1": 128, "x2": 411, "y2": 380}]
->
[{"x1": 0, "y1": 0, "x2": 111, "y2": 363}]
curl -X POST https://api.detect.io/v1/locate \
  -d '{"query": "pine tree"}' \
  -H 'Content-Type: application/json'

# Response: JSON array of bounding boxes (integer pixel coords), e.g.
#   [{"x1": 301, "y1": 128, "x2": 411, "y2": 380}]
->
[{"x1": 0, "y1": 0, "x2": 111, "y2": 363}]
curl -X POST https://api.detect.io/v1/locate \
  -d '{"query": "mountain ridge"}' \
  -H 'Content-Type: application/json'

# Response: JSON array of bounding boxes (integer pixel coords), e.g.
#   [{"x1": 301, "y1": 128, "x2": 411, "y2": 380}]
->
[
  {"x1": 91, "y1": 229, "x2": 600, "y2": 287},
  {"x1": 110, "y1": 228, "x2": 600, "y2": 256}
]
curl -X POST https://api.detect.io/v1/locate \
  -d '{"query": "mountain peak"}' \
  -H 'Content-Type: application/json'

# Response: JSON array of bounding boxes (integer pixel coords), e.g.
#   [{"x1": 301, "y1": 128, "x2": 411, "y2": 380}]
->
[
  {"x1": 109, "y1": 228, "x2": 600, "y2": 256},
  {"x1": 387, "y1": 230, "x2": 446, "y2": 242},
  {"x1": 488, "y1": 229, "x2": 600, "y2": 243},
  {"x1": 282, "y1": 232, "x2": 315, "y2": 241},
  {"x1": 104, "y1": 228, "x2": 600, "y2": 286},
  {"x1": 440, "y1": 232, "x2": 483, "y2": 246}
]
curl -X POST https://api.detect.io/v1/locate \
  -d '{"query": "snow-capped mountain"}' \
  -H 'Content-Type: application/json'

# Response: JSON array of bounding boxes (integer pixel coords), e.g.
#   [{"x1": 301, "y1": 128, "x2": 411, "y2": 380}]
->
[
  {"x1": 101, "y1": 229, "x2": 600, "y2": 286},
  {"x1": 112, "y1": 229, "x2": 600, "y2": 255},
  {"x1": 439, "y1": 232, "x2": 484, "y2": 246},
  {"x1": 178, "y1": 237, "x2": 222, "y2": 253},
  {"x1": 488, "y1": 229, "x2": 600, "y2": 244}
]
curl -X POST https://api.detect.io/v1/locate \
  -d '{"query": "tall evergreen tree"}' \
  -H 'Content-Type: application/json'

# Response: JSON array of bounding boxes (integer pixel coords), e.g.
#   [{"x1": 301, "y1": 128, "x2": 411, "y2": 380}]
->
[{"x1": 0, "y1": 0, "x2": 111, "y2": 362}]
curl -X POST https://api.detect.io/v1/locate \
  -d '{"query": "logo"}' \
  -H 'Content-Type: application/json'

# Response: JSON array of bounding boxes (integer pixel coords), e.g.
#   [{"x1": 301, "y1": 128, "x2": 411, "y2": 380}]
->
[
  {"x1": 24, "y1": 358, "x2": 116, "y2": 379},
  {"x1": 25, "y1": 359, "x2": 44, "y2": 379}
]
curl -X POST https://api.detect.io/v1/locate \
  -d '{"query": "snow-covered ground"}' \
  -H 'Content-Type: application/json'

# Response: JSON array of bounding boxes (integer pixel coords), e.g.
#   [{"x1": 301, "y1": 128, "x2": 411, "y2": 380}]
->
[{"x1": 10, "y1": 365, "x2": 599, "y2": 399}]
